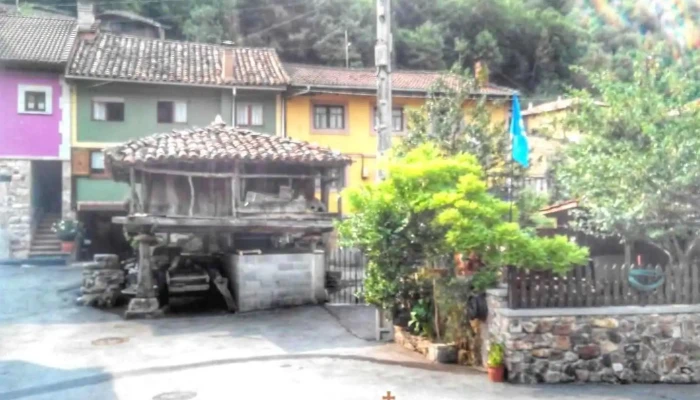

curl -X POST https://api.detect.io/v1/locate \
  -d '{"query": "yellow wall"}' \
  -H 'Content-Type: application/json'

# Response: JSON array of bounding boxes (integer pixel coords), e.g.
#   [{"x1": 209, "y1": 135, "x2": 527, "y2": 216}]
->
[
  {"x1": 524, "y1": 108, "x2": 578, "y2": 177},
  {"x1": 285, "y1": 93, "x2": 509, "y2": 212}
]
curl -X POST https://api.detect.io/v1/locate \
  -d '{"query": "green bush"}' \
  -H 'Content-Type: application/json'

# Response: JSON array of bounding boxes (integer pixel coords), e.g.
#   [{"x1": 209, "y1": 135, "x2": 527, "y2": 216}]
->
[
  {"x1": 487, "y1": 342, "x2": 505, "y2": 367},
  {"x1": 52, "y1": 219, "x2": 83, "y2": 242}
]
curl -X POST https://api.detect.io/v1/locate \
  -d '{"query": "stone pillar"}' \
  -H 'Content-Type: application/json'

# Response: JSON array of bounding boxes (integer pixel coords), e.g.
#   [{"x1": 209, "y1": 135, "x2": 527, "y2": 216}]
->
[
  {"x1": 61, "y1": 160, "x2": 73, "y2": 219},
  {"x1": 481, "y1": 286, "x2": 508, "y2": 367},
  {"x1": 0, "y1": 160, "x2": 32, "y2": 259},
  {"x1": 125, "y1": 234, "x2": 161, "y2": 318}
]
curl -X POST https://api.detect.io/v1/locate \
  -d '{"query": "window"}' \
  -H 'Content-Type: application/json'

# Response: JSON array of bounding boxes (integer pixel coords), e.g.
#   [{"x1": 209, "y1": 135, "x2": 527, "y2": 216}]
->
[
  {"x1": 374, "y1": 107, "x2": 404, "y2": 132},
  {"x1": 93, "y1": 98, "x2": 125, "y2": 121},
  {"x1": 90, "y1": 151, "x2": 105, "y2": 173},
  {"x1": 157, "y1": 100, "x2": 188, "y2": 123},
  {"x1": 236, "y1": 103, "x2": 264, "y2": 126},
  {"x1": 314, "y1": 105, "x2": 345, "y2": 130},
  {"x1": 17, "y1": 85, "x2": 52, "y2": 114},
  {"x1": 25, "y1": 92, "x2": 46, "y2": 112}
]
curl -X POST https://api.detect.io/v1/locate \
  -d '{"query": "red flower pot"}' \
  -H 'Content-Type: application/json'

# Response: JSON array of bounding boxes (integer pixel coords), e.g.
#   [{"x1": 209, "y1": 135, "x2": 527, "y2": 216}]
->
[
  {"x1": 488, "y1": 365, "x2": 505, "y2": 382},
  {"x1": 61, "y1": 241, "x2": 75, "y2": 253}
]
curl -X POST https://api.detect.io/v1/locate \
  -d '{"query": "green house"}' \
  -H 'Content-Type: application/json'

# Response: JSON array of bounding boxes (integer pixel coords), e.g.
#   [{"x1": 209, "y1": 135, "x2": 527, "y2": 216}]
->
[{"x1": 65, "y1": 33, "x2": 289, "y2": 255}]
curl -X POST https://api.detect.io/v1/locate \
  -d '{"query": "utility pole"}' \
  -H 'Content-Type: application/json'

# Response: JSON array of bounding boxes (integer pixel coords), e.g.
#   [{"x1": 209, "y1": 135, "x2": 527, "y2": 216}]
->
[
  {"x1": 344, "y1": 30, "x2": 350, "y2": 68},
  {"x1": 375, "y1": 0, "x2": 392, "y2": 182}
]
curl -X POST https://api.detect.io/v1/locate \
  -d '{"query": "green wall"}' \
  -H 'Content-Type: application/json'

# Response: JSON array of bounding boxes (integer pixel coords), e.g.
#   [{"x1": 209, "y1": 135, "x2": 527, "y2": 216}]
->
[
  {"x1": 75, "y1": 82, "x2": 278, "y2": 143},
  {"x1": 76, "y1": 178, "x2": 130, "y2": 202}
]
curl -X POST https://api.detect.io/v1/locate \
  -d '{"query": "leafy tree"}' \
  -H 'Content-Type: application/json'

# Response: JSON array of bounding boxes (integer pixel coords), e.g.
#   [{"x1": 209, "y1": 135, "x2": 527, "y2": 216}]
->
[
  {"x1": 339, "y1": 145, "x2": 588, "y2": 309},
  {"x1": 557, "y1": 50, "x2": 700, "y2": 268}
]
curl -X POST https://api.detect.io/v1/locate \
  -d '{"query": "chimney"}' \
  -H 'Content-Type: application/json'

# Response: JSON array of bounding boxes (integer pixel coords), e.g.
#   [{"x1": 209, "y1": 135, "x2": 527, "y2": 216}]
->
[
  {"x1": 77, "y1": 0, "x2": 95, "y2": 33},
  {"x1": 474, "y1": 61, "x2": 489, "y2": 87},
  {"x1": 221, "y1": 48, "x2": 234, "y2": 81}
]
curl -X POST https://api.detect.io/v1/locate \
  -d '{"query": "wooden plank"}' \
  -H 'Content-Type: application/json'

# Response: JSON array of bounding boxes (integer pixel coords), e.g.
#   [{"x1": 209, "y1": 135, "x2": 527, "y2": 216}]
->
[
  {"x1": 567, "y1": 267, "x2": 577, "y2": 307},
  {"x1": 507, "y1": 266, "x2": 517, "y2": 309},
  {"x1": 574, "y1": 265, "x2": 584, "y2": 307},
  {"x1": 188, "y1": 176, "x2": 195, "y2": 216},
  {"x1": 685, "y1": 262, "x2": 693, "y2": 304},
  {"x1": 584, "y1": 262, "x2": 594, "y2": 307},
  {"x1": 675, "y1": 262, "x2": 683, "y2": 304},
  {"x1": 558, "y1": 271, "x2": 567, "y2": 307},
  {"x1": 618, "y1": 264, "x2": 627, "y2": 305},
  {"x1": 664, "y1": 263, "x2": 673, "y2": 305},
  {"x1": 602, "y1": 264, "x2": 612, "y2": 306},
  {"x1": 692, "y1": 262, "x2": 700, "y2": 304},
  {"x1": 129, "y1": 167, "x2": 136, "y2": 214},
  {"x1": 521, "y1": 269, "x2": 529, "y2": 309},
  {"x1": 654, "y1": 264, "x2": 665, "y2": 305}
]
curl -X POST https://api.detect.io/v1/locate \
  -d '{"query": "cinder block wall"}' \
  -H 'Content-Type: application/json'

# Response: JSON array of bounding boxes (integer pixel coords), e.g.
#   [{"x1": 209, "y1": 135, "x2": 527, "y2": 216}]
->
[{"x1": 225, "y1": 252, "x2": 326, "y2": 312}]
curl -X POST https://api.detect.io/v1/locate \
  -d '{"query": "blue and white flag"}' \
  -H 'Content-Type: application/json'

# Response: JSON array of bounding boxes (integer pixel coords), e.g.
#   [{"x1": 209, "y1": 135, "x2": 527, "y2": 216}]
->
[{"x1": 510, "y1": 95, "x2": 529, "y2": 168}]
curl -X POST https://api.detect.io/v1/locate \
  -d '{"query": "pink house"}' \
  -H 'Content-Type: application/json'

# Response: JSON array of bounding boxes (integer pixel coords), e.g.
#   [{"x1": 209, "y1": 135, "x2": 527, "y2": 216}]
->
[{"x1": 0, "y1": 15, "x2": 76, "y2": 259}]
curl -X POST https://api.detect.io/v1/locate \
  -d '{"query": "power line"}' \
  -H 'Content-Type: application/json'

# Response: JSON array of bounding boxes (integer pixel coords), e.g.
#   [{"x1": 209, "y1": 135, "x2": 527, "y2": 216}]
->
[{"x1": 242, "y1": 3, "x2": 321, "y2": 39}]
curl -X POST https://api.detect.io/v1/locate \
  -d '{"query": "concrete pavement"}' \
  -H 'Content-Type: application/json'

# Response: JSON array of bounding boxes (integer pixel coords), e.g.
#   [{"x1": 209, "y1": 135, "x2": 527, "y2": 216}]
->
[{"x1": 0, "y1": 265, "x2": 698, "y2": 400}]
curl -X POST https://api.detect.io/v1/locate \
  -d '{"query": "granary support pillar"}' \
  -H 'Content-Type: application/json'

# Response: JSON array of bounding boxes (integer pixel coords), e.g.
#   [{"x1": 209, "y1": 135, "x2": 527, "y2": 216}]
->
[{"x1": 125, "y1": 233, "x2": 161, "y2": 319}]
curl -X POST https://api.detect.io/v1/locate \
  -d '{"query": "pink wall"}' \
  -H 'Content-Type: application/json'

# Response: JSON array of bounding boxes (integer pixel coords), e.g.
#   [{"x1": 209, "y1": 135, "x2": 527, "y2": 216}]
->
[{"x1": 0, "y1": 70, "x2": 63, "y2": 158}]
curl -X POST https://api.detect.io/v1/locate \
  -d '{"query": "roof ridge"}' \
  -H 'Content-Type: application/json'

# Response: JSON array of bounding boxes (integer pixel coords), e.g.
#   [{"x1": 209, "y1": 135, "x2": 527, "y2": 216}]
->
[
  {"x1": 284, "y1": 62, "x2": 454, "y2": 76},
  {"x1": 96, "y1": 32, "x2": 277, "y2": 52},
  {"x1": 0, "y1": 14, "x2": 75, "y2": 21}
]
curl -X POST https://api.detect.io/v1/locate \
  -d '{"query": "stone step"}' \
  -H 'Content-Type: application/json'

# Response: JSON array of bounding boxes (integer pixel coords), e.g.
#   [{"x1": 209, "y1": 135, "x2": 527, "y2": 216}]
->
[
  {"x1": 28, "y1": 251, "x2": 66, "y2": 257},
  {"x1": 30, "y1": 244, "x2": 62, "y2": 252},
  {"x1": 31, "y1": 239, "x2": 62, "y2": 247},
  {"x1": 33, "y1": 232, "x2": 58, "y2": 239}
]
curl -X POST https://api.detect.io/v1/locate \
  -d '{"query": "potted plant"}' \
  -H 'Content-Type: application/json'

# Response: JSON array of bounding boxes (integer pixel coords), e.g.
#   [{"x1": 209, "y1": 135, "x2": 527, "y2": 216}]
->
[
  {"x1": 487, "y1": 342, "x2": 505, "y2": 382},
  {"x1": 52, "y1": 219, "x2": 82, "y2": 253}
]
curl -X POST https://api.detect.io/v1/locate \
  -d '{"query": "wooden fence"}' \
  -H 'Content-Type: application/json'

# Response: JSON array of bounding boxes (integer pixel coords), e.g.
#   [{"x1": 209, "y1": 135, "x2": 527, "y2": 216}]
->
[{"x1": 506, "y1": 263, "x2": 700, "y2": 309}]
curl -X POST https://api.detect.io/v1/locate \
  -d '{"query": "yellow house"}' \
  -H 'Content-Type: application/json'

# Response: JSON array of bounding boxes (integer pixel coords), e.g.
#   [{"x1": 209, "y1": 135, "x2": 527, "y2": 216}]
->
[
  {"x1": 283, "y1": 63, "x2": 516, "y2": 212},
  {"x1": 521, "y1": 98, "x2": 588, "y2": 190}
]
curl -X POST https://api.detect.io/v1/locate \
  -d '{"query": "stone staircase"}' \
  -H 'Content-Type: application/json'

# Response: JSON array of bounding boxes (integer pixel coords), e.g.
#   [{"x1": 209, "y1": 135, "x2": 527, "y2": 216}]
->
[{"x1": 29, "y1": 213, "x2": 63, "y2": 257}]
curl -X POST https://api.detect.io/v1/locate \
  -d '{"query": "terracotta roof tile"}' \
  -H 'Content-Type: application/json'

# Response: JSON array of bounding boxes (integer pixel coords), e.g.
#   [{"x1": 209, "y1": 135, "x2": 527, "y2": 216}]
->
[
  {"x1": 106, "y1": 120, "x2": 350, "y2": 170},
  {"x1": 68, "y1": 33, "x2": 290, "y2": 87},
  {"x1": 285, "y1": 63, "x2": 516, "y2": 96},
  {"x1": 0, "y1": 15, "x2": 77, "y2": 64}
]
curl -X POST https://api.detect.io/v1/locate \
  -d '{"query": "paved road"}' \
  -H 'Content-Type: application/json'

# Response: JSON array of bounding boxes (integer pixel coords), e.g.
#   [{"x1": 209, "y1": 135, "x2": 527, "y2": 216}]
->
[{"x1": 0, "y1": 265, "x2": 698, "y2": 400}]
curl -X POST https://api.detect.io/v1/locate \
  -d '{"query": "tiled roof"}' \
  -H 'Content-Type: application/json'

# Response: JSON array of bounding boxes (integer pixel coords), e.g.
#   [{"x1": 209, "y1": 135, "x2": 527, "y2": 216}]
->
[
  {"x1": 285, "y1": 63, "x2": 517, "y2": 96},
  {"x1": 105, "y1": 119, "x2": 351, "y2": 171},
  {"x1": 0, "y1": 15, "x2": 77, "y2": 64},
  {"x1": 522, "y1": 98, "x2": 606, "y2": 116},
  {"x1": 67, "y1": 33, "x2": 290, "y2": 87}
]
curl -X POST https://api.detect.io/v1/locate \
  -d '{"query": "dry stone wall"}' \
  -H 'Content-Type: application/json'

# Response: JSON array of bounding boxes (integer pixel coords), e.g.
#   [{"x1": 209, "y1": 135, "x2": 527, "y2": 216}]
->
[{"x1": 486, "y1": 289, "x2": 700, "y2": 384}]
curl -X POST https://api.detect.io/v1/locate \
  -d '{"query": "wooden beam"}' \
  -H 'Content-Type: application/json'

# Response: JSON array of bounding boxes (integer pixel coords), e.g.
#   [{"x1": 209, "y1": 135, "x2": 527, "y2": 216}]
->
[
  {"x1": 233, "y1": 162, "x2": 241, "y2": 217},
  {"x1": 140, "y1": 171, "x2": 148, "y2": 214},
  {"x1": 129, "y1": 167, "x2": 136, "y2": 214},
  {"x1": 320, "y1": 168, "x2": 330, "y2": 211},
  {"x1": 188, "y1": 176, "x2": 195, "y2": 216},
  {"x1": 136, "y1": 166, "x2": 316, "y2": 179}
]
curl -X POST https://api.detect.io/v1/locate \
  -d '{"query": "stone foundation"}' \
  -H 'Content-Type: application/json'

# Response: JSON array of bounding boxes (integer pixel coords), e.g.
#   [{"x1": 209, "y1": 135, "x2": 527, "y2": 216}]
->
[
  {"x1": 78, "y1": 254, "x2": 125, "y2": 307},
  {"x1": 394, "y1": 325, "x2": 458, "y2": 363},
  {"x1": 0, "y1": 160, "x2": 32, "y2": 259},
  {"x1": 485, "y1": 288, "x2": 700, "y2": 384},
  {"x1": 224, "y1": 251, "x2": 326, "y2": 312}
]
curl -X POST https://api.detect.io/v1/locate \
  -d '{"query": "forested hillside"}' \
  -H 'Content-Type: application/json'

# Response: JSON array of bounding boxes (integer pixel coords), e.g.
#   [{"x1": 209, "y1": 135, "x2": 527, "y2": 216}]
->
[{"x1": 10, "y1": 0, "x2": 700, "y2": 96}]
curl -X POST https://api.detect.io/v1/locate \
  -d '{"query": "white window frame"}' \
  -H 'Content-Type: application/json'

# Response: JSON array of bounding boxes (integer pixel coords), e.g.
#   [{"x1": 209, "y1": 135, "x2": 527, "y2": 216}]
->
[
  {"x1": 17, "y1": 84, "x2": 53, "y2": 115},
  {"x1": 157, "y1": 100, "x2": 188, "y2": 124},
  {"x1": 92, "y1": 97, "x2": 125, "y2": 121},
  {"x1": 236, "y1": 102, "x2": 264, "y2": 126}
]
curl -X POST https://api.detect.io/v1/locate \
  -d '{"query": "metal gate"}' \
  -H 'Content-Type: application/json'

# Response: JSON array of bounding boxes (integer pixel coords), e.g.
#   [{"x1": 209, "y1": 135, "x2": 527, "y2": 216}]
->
[{"x1": 325, "y1": 247, "x2": 366, "y2": 304}]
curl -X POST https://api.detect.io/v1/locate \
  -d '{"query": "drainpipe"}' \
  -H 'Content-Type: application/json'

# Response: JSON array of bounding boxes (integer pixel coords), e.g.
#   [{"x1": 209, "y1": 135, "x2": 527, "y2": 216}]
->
[{"x1": 231, "y1": 87, "x2": 237, "y2": 126}]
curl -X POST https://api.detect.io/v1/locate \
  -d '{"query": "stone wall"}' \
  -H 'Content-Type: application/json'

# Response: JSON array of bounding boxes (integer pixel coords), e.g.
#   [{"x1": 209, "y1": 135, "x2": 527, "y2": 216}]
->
[
  {"x1": 0, "y1": 160, "x2": 32, "y2": 259},
  {"x1": 78, "y1": 254, "x2": 125, "y2": 307},
  {"x1": 61, "y1": 160, "x2": 73, "y2": 219},
  {"x1": 485, "y1": 289, "x2": 700, "y2": 384},
  {"x1": 225, "y1": 251, "x2": 326, "y2": 312}
]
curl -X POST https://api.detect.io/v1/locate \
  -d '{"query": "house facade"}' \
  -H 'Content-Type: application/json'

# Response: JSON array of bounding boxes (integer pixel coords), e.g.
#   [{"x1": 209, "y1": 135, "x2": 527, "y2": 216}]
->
[
  {"x1": 65, "y1": 32, "x2": 289, "y2": 256},
  {"x1": 0, "y1": 15, "x2": 77, "y2": 258},
  {"x1": 283, "y1": 64, "x2": 516, "y2": 212}
]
